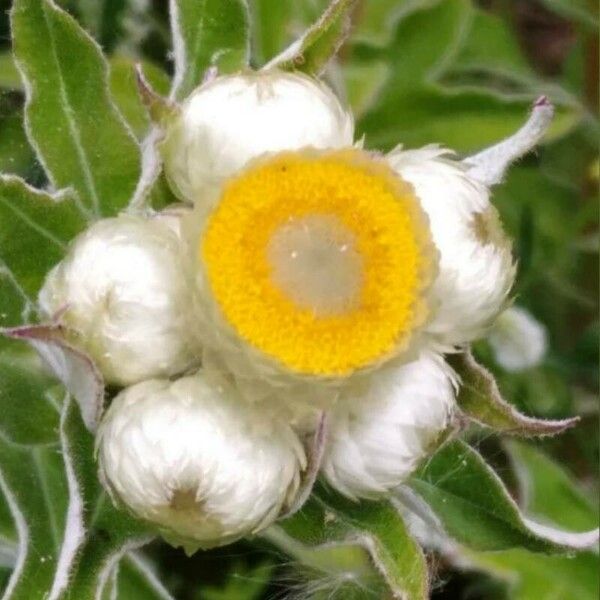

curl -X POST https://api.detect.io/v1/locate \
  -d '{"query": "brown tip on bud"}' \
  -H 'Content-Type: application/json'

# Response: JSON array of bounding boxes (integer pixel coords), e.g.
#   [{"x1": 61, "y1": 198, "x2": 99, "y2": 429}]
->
[{"x1": 134, "y1": 63, "x2": 178, "y2": 126}]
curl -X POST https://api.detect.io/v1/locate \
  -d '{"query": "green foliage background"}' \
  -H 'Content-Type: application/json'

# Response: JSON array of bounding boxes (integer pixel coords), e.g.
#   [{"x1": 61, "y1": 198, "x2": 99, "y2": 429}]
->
[{"x1": 0, "y1": 0, "x2": 597, "y2": 598}]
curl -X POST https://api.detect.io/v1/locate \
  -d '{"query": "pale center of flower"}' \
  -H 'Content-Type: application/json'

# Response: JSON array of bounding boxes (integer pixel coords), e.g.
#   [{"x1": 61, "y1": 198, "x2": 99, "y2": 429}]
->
[{"x1": 267, "y1": 214, "x2": 363, "y2": 316}]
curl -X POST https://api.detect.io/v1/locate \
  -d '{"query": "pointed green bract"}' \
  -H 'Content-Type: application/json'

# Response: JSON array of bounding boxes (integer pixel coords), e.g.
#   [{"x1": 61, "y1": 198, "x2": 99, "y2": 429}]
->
[
  {"x1": 279, "y1": 486, "x2": 428, "y2": 599},
  {"x1": 266, "y1": 0, "x2": 356, "y2": 75},
  {"x1": 11, "y1": 0, "x2": 141, "y2": 218},
  {"x1": 170, "y1": 0, "x2": 250, "y2": 100},
  {"x1": 411, "y1": 440, "x2": 597, "y2": 553},
  {"x1": 448, "y1": 351, "x2": 578, "y2": 436}
]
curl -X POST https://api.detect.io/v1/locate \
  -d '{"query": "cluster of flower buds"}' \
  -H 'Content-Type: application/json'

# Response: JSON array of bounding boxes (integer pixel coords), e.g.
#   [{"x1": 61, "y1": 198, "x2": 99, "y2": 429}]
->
[{"x1": 38, "y1": 68, "x2": 552, "y2": 550}]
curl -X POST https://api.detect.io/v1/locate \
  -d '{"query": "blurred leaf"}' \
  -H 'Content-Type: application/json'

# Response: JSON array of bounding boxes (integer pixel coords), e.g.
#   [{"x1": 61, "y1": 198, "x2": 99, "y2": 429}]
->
[
  {"x1": 0, "y1": 175, "x2": 87, "y2": 328},
  {"x1": 250, "y1": 0, "x2": 294, "y2": 65},
  {"x1": 471, "y1": 548, "x2": 599, "y2": 600},
  {"x1": 506, "y1": 441, "x2": 598, "y2": 531},
  {"x1": 448, "y1": 8, "x2": 532, "y2": 76},
  {"x1": 280, "y1": 486, "x2": 428, "y2": 599},
  {"x1": 11, "y1": 0, "x2": 141, "y2": 217},
  {"x1": 109, "y1": 56, "x2": 170, "y2": 139},
  {"x1": 410, "y1": 440, "x2": 598, "y2": 552},
  {"x1": 116, "y1": 553, "x2": 175, "y2": 599},
  {"x1": 170, "y1": 0, "x2": 250, "y2": 100},
  {"x1": 538, "y1": 0, "x2": 599, "y2": 29},
  {"x1": 448, "y1": 351, "x2": 579, "y2": 436},
  {"x1": 75, "y1": 0, "x2": 128, "y2": 51},
  {"x1": 356, "y1": 0, "x2": 580, "y2": 151},
  {"x1": 267, "y1": 0, "x2": 356, "y2": 75},
  {"x1": 202, "y1": 562, "x2": 274, "y2": 600}
]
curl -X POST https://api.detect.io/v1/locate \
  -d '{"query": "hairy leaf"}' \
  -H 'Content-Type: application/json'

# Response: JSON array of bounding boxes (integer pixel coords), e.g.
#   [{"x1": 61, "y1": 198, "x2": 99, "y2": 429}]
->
[
  {"x1": 169, "y1": 0, "x2": 250, "y2": 100},
  {"x1": 11, "y1": 0, "x2": 141, "y2": 217},
  {"x1": 410, "y1": 440, "x2": 598, "y2": 552},
  {"x1": 0, "y1": 175, "x2": 87, "y2": 328},
  {"x1": 280, "y1": 486, "x2": 428, "y2": 599}
]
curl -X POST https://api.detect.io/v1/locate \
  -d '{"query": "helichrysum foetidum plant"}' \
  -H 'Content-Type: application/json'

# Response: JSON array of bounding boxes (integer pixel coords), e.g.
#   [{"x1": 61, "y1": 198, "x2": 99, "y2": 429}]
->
[{"x1": 0, "y1": 0, "x2": 597, "y2": 598}]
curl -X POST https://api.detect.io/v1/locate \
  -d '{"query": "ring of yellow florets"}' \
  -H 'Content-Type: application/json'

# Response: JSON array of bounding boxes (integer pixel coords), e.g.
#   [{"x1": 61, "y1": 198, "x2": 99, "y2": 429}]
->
[{"x1": 201, "y1": 149, "x2": 436, "y2": 376}]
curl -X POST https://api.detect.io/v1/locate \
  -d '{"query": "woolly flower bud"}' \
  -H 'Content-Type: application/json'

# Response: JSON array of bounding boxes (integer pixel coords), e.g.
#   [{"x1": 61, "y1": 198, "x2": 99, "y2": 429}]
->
[
  {"x1": 97, "y1": 374, "x2": 304, "y2": 549},
  {"x1": 161, "y1": 70, "x2": 354, "y2": 203},
  {"x1": 488, "y1": 306, "x2": 547, "y2": 372},
  {"x1": 322, "y1": 352, "x2": 456, "y2": 499},
  {"x1": 388, "y1": 146, "x2": 515, "y2": 346},
  {"x1": 38, "y1": 214, "x2": 197, "y2": 386}
]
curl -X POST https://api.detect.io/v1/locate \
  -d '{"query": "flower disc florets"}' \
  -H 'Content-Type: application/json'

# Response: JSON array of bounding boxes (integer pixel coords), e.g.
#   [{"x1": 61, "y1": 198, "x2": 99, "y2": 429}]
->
[{"x1": 190, "y1": 148, "x2": 437, "y2": 388}]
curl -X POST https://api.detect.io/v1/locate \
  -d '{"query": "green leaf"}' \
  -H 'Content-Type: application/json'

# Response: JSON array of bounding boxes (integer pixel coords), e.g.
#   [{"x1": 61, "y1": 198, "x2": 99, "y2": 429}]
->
[
  {"x1": 279, "y1": 486, "x2": 428, "y2": 599},
  {"x1": 0, "y1": 175, "x2": 88, "y2": 328},
  {"x1": 266, "y1": 0, "x2": 356, "y2": 75},
  {"x1": 448, "y1": 351, "x2": 579, "y2": 436},
  {"x1": 170, "y1": 0, "x2": 250, "y2": 100},
  {"x1": 359, "y1": 86, "x2": 578, "y2": 153},
  {"x1": 0, "y1": 341, "x2": 60, "y2": 445},
  {"x1": 11, "y1": 0, "x2": 141, "y2": 217},
  {"x1": 463, "y1": 443, "x2": 599, "y2": 600},
  {"x1": 506, "y1": 441, "x2": 598, "y2": 532},
  {"x1": 202, "y1": 561, "x2": 273, "y2": 600},
  {"x1": 0, "y1": 388, "x2": 67, "y2": 599},
  {"x1": 249, "y1": 0, "x2": 295, "y2": 65},
  {"x1": 0, "y1": 110, "x2": 37, "y2": 181},
  {"x1": 471, "y1": 548, "x2": 599, "y2": 600},
  {"x1": 355, "y1": 0, "x2": 581, "y2": 152},
  {"x1": 410, "y1": 440, "x2": 598, "y2": 552}
]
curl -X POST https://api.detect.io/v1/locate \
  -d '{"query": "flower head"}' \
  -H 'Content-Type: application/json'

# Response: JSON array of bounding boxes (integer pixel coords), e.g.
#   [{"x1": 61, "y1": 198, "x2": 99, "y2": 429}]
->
[
  {"x1": 192, "y1": 148, "x2": 436, "y2": 383},
  {"x1": 161, "y1": 70, "x2": 354, "y2": 203},
  {"x1": 322, "y1": 351, "x2": 456, "y2": 499},
  {"x1": 38, "y1": 214, "x2": 198, "y2": 386},
  {"x1": 97, "y1": 373, "x2": 305, "y2": 549}
]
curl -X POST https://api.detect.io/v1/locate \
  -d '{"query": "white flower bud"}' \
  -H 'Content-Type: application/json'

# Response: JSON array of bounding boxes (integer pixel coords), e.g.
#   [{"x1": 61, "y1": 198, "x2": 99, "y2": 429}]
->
[
  {"x1": 388, "y1": 146, "x2": 516, "y2": 346},
  {"x1": 322, "y1": 352, "x2": 456, "y2": 499},
  {"x1": 488, "y1": 306, "x2": 547, "y2": 372},
  {"x1": 161, "y1": 70, "x2": 354, "y2": 203},
  {"x1": 38, "y1": 214, "x2": 197, "y2": 386},
  {"x1": 97, "y1": 374, "x2": 304, "y2": 549}
]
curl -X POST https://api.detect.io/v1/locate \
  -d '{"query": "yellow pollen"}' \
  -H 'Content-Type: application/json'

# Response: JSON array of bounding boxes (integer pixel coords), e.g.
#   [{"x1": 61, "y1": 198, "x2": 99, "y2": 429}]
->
[{"x1": 201, "y1": 149, "x2": 436, "y2": 376}]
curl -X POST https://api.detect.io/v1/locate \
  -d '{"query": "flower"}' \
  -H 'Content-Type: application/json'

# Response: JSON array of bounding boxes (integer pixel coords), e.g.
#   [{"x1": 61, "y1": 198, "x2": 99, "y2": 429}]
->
[
  {"x1": 321, "y1": 351, "x2": 456, "y2": 499},
  {"x1": 388, "y1": 146, "x2": 515, "y2": 346},
  {"x1": 488, "y1": 306, "x2": 548, "y2": 371},
  {"x1": 35, "y1": 59, "x2": 552, "y2": 545},
  {"x1": 97, "y1": 373, "x2": 305, "y2": 550},
  {"x1": 161, "y1": 70, "x2": 354, "y2": 204},
  {"x1": 187, "y1": 148, "x2": 437, "y2": 403},
  {"x1": 38, "y1": 214, "x2": 198, "y2": 386}
]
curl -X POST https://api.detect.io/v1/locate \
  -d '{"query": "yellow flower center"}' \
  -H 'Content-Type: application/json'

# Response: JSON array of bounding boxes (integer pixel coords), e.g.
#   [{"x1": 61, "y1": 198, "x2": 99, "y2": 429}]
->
[{"x1": 201, "y1": 149, "x2": 435, "y2": 376}]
